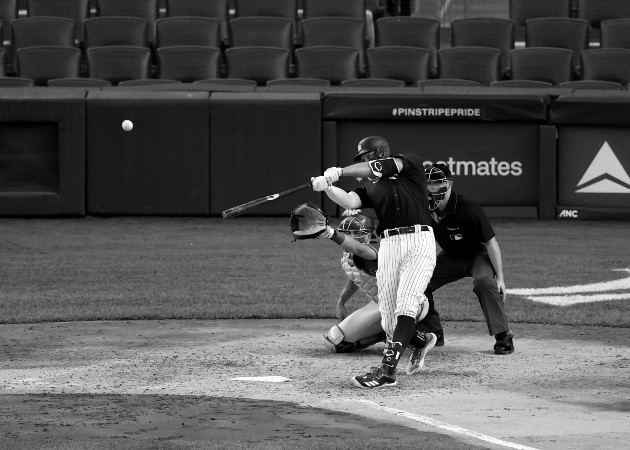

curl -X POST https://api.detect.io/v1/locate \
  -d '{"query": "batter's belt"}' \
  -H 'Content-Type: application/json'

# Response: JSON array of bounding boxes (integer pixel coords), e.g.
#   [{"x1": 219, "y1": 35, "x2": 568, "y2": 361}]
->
[{"x1": 380, "y1": 225, "x2": 431, "y2": 238}]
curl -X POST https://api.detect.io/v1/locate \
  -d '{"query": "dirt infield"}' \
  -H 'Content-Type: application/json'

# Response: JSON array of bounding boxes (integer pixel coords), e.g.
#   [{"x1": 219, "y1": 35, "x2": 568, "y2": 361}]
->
[{"x1": 1, "y1": 319, "x2": 629, "y2": 449}]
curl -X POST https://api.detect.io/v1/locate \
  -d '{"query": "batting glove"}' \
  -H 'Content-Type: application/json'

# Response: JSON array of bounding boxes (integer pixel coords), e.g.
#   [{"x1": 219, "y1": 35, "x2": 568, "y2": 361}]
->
[
  {"x1": 311, "y1": 176, "x2": 330, "y2": 192},
  {"x1": 324, "y1": 167, "x2": 343, "y2": 183}
]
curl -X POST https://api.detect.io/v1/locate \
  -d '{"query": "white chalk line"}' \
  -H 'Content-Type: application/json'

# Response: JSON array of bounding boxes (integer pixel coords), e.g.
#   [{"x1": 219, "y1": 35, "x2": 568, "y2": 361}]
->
[{"x1": 357, "y1": 399, "x2": 539, "y2": 450}]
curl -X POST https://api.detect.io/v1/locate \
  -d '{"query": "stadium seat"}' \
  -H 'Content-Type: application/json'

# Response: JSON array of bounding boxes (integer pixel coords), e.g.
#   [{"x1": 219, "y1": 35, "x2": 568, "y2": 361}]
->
[
  {"x1": 508, "y1": 47, "x2": 574, "y2": 86},
  {"x1": 417, "y1": 79, "x2": 482, "y2": 87},
  {"x1": 578, "y1": 0, "x2": 630, "y2": 43},
  {"x1": 366, "y1": 46, "x2": 431, "y2": 85},
  {"x1": 491, "y1": 80, "x2": 553, "y2": 88},
  {"x1": 96, "y1": 0, "x2": 158, "y2": 45},
  {"x1": 301, "y1": 17, "x2": 366, "y2": 74},
  {"x1": 341, "y1": 78, "x2": 405, "y2": 87},
  {"x1": 509, "y1": 0, "x2": 571, "y2": 41},
  {"x1": 118, "y1": 78, "x2": 181, "y2": 86},
  {"x1": 224, "y1": 46, "x2": 290, "y2": 85},
  {"x1": 86, "y1": 45, "x2": 152, "y2": 85},
  {"x1": 157, "y1": 45, "x2": 221, "y2": 82},
  {"x1": 233, "y1": 0, "x2": 297, "y2": 21},
  {"x1": 600, "y1": 19, "x2": 630, "y2": 49},
  {"x1": 165, "y1": 0, "x2": 229, "y2": 44},
  {"x1": 525, "y1": 18, "x2": 589, "y2": 76},
  {"x1": 294, "y1": 46, "x2": 360, "y2": 85},
  {"x1": 302, "y1": 0, "x2": 365, "y2": 19},
  {"x1": 450, "y1": 18, "x2": 514, "y2": 76},
  {"x1": 579, "y1": 48, "x2": 630, "y2": 85},
  {"x1": 437, "y1": 46, "x2": 501, "y2": 86},
  {"x1": 374, "y1": 17, "x2": 439, "y2": 75},
  {"x1": 0, "y1": 0, "x2": 17, "y2": 43},
  {"x1": 16, "y1": 46, "x2": 82, "y2": 86},
  {"x1": 84, "y1": 17, "x2": 149, "y2": 49},
  {"x1": 192, "y1": 77, "x2": 258, "y2": 91},
  {"x1": 48, "y1": 77, "x2": 112, "y2": 87},
  {"x1": 558, "y1": 80, "x2": 623, "y2": 90},
  {"x1": 0, "y1": 76, "x2": 34, "y2": 86},
  {"x1": 229, "y1": 16, "x2": 293, "y2": 51},
  {"x1": 10, "y1": 17, "x2": 76, "y2": 73},
  {"x1": 156, "y1": 16, "x2": 221, "y2": 48},
  {"x1": 165, "y1": 0, "x2": 228, "y2": 18},
  {"x1": 27, "y1": 0, "x2": 90, "y2": 43},
  {"x1": 266, "y1": 77, "x2": 331, "y2": 92}
]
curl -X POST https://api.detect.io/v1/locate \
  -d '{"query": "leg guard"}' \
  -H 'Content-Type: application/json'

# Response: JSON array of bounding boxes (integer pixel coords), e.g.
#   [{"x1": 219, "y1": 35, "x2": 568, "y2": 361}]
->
[{"x1": 323, "y1": 302, "x2": 386, "y2": 353}]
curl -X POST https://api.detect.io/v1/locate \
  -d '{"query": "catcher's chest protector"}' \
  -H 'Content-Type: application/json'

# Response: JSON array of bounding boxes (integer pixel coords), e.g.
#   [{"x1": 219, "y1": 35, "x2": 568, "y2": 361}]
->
[{"x1": 341, "y1": 252, "x2": 378, "y2": 303}]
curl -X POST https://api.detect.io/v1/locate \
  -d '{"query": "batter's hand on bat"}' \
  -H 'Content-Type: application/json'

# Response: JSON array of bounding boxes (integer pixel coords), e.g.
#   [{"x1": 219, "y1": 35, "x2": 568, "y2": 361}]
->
[
  {"x1": 324, "y1": 167, "x2": 343, "y2": 183},
  {"x1": 311, "y1": 176, "x2": 329, "y2": 192}
]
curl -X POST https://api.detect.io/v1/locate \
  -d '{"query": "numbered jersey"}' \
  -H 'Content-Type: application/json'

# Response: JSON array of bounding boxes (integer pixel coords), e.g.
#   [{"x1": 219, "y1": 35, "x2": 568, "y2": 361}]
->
[{"x1": 341, "y1": 246, "x2": 379, "y2": 303}]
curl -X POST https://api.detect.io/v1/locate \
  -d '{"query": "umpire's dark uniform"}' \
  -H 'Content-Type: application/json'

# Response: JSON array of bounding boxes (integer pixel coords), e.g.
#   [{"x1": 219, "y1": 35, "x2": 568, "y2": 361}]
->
[{"x1": 419, "y1": 191, "x2": 510, "y2": 336}]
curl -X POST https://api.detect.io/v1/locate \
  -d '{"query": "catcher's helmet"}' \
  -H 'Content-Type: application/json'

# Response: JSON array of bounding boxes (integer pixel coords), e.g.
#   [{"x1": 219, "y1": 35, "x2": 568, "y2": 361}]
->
[
  {"x1": 354, "y1": 136, "x2": 391, "y2": 162},
  {"x1": 425, "y1": 163, "x2": 452, "y2": 210},
  {"x1": 337, "y1": 214, "x2": 374, "y2": 244}
]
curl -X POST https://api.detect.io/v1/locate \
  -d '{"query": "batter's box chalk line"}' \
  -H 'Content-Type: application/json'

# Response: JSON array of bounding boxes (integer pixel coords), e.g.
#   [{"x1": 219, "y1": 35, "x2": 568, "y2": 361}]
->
[
  {"x1": 229, "y1": 376, "x2": 291, "y2": 382},
  {"x1": 357, "y1": 400, "x2": 539, "y2": 450}
]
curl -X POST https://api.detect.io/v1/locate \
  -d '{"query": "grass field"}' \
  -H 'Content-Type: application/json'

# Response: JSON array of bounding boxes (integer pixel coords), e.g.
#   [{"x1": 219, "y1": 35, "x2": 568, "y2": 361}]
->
[{"x1": 1, "y1": 216, "x2": 628, "y2": 328}]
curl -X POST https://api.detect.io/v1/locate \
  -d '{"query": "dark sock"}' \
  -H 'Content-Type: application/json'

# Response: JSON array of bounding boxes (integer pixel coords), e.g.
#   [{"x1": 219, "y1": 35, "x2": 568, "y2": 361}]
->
[{"x1": 382, "y1": 315, "x2": 416, "y2": 368}]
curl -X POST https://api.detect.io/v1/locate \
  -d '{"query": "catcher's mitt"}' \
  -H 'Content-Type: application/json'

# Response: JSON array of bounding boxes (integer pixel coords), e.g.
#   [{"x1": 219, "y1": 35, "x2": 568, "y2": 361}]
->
[{"x1": 290, "y1": 203, "x2": 328, "y2": 240}]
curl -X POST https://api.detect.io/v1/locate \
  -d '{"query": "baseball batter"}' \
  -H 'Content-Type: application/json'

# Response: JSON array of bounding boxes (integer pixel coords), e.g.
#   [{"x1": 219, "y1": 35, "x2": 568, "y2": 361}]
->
[{"x1": 312, "y1": 136, "x2": 436, "y2": 388}]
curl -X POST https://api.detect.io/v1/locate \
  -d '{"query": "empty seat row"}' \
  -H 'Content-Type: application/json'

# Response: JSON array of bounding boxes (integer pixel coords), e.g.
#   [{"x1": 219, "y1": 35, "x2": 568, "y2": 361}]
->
[{"x1": 5, "y1": 44, "x2": 630, "y2": 89}]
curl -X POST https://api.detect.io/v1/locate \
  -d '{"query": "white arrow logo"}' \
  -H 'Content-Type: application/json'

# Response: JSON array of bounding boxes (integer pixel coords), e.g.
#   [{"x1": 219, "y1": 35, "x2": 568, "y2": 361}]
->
[
  {"x1": 575, "y1": 142, "x2": 630, "y2": 193},
  {"x1": 509, "y1": 268, "x2": 630, "y2": 306}
]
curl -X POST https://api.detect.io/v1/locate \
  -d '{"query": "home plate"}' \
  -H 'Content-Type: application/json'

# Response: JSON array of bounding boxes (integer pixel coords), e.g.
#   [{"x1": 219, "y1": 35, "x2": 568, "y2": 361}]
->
[{"x1": 230, "y1": 376, "x2": 291, "y2": 382}]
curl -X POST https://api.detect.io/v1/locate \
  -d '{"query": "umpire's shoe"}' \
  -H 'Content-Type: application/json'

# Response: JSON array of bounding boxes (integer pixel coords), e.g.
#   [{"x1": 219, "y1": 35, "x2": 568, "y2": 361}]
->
[
  {"x1": 434, "y1": 329, "x2": 445, "y2": 347},
  {"x1": 406, "y1": 332, "x2": 437, "y2": 375},
  {"x1": 353, "y1": 364, "x2": 397, "y2": 389},
  {"x1": 494, "y1": 330, "x2": 515, "y2": 355}
]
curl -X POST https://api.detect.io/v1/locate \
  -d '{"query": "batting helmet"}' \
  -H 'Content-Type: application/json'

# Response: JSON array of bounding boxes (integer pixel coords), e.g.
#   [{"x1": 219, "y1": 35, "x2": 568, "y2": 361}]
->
[
  {"x1": 425, "y1": 163, "x2": 452, "y2": 210},
  {"x1": 337, "y1": 214, "x2": 374, "y2": 244},
  {"x1": 354, "y1": 136, "x2": 391, "y2": 162}
]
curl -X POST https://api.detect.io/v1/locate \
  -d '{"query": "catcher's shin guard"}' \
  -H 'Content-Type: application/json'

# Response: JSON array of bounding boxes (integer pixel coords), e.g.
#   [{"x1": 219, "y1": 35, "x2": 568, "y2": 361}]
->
[{"x1": 323, "y1": 325, "x2": 386, "y2": 353}]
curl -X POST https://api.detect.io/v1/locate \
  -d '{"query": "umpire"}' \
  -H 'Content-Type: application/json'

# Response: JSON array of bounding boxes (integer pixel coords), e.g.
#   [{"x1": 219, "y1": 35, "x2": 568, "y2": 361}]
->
[{"x1": 419, "y1": 163, "x2": 515, "y2": 355}]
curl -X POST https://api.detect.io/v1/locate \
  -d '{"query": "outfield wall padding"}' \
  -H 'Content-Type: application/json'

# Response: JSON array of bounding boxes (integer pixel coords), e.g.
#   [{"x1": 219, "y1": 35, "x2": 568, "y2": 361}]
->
[
  {"x1": 549, "y1": 93, "x2": 630, "y2": 220},
  {"x1": 86, "y1": 90, "x2": 210, "y2": 215},
  {"x1": 209, "y1": 93, "x2": 322, "y2": 216},
  {"x1": 0, "y1": 88, "x2": 86, "y2": 216}
]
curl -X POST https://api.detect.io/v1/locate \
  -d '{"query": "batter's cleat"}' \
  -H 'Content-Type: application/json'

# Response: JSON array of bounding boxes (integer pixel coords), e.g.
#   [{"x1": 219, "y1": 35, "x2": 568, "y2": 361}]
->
[
  {"x1": 352, "y1": 364, "x2": 397, "y2": 389},
  {"x1": 406, "y1": 332, "x2": 437, "y2": 375},
  {"x1": 434, "y1": 329, "x2": 445, "y2": 347},
  {"x1": 494, "y1": 330, "x2": 515, "y2": 355}
]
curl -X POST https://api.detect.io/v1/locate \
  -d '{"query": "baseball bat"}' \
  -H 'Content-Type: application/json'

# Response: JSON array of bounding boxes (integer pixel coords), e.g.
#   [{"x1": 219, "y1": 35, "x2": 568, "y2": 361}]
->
[{"x1": 222, "y1": 181, "x2": 312, "y2": 219}]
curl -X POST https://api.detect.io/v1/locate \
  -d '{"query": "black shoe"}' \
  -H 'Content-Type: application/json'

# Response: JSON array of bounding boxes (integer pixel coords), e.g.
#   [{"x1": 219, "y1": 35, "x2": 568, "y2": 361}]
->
[
  {"x1": 434, "y1": 329, "x2": 445, "y2": 347},
  {"x1": 353, "y1": 364, "x2": 397, "y2": 389},
  {"x1": 494, "y1": 330, "x2": 514, "y2": 355}
]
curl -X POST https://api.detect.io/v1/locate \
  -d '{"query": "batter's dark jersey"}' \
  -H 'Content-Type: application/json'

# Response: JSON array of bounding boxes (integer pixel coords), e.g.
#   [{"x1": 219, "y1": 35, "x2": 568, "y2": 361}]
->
[
  {"x1": 431, "y1": 192, "x2": 495, "y2": 259},
  {"x1": 353, "y1": 153, "x2": 431, "y2": 235}
]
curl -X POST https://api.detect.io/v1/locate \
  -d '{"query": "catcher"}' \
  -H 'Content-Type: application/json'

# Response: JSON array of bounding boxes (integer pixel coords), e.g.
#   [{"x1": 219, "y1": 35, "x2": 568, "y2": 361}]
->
[{"x1": 291, "y1": 204, "x2": 435, "y2": 372}]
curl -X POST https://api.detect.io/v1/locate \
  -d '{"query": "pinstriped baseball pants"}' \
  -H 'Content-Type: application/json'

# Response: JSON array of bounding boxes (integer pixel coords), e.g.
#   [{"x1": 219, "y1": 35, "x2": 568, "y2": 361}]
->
[{"x1": 377, "y1": 227, "x2": 436, "y2": 336}]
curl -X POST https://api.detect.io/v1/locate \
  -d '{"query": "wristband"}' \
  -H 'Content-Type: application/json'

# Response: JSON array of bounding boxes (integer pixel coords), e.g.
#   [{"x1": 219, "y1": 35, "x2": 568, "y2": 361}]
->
[{"x1": 330, "y1": 229, "x2": 346, "y2": 245}]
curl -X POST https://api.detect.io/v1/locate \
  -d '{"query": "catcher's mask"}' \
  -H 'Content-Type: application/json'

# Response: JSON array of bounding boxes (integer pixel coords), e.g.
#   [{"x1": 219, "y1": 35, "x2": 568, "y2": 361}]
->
[
  {"x1": 354, "y1": 136, "x2": 391, "y2": 162},
  {"x1": 337, "y1": 214, "x2": 374, "y2": 244},
  {"x1": 425, "y1": 164, "x2": 452, "y2": 210}
]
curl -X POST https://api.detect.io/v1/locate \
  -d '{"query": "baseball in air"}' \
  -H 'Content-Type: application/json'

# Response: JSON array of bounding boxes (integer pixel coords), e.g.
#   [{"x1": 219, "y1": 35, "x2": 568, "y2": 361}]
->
[{"x1": 122, "y1": 120, "x2": 134, "y2": 131}]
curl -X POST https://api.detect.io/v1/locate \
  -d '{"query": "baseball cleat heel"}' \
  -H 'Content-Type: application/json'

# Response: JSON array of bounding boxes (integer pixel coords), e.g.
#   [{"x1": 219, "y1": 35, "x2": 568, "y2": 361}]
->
[
  {"x1": 494, "y1": 330, "x2": 514, "y2": 355},
  {"x1": 353, "y1": 364, "x2": 397, "y2": 389},
  {"x1": 406, "y1": 332, "x2": 437, "y2": 375}
]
